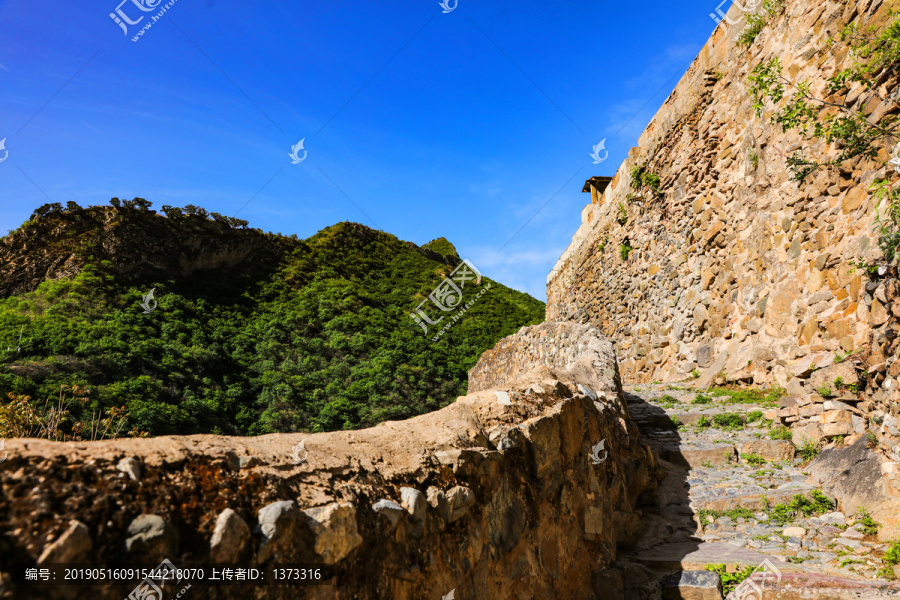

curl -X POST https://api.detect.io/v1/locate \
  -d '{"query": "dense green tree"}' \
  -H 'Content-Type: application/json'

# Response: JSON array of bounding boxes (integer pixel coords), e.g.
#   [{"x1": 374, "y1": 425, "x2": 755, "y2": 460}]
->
[{"x1": 0, "y1": 207, "x2": 544, "y2": 437}]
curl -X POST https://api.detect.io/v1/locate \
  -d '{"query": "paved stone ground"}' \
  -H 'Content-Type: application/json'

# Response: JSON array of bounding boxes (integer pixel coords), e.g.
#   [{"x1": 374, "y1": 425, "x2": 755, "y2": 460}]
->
[{"x1": 623, "y1": 382, "x2": 900, "y2": 598}]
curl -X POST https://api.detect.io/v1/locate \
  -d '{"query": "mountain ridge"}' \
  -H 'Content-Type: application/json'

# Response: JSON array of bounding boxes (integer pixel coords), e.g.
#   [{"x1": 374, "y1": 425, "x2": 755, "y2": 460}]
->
[{"x1": 0, "y1": 200, "x2": 544, "y2": 437}]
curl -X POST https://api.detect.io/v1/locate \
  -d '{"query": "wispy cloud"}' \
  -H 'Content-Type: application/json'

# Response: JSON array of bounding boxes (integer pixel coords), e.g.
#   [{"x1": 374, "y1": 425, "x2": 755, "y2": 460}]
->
[{"x1": 465, "y1": 244, "x2": 568, "y2": 301}]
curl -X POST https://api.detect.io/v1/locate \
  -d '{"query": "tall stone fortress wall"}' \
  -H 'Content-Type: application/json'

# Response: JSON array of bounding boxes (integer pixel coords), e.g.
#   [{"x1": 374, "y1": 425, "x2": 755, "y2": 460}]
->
[{"x1": 547, "y1": 0, "x2": 900, "y2": 463}]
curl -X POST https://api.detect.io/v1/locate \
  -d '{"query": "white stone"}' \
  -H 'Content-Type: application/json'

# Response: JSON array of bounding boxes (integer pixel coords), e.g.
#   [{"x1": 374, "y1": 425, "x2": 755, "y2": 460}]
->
[
  {"x1": 210, "y1": 508, "x2": 250, "y2": 562},
  {"x1": 116, "y1": 457, "x2": 141, "y2": 482},
  {"x1": 819, "y1": 512, "x2": 846, "y2": 526},
  {"x1": 302, "y1": 502, "x2": 363, "y2": 564}
]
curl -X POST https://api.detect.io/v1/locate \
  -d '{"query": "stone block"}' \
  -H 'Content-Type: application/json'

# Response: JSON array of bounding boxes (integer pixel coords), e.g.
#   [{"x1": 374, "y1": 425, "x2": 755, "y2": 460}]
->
[
  {"x1": 210, "y1": 508, "x2": 250, "y2": 563},
  {"x1": 697, "y1": 345, "x2": 714, "y2": 368},
  {"x1": 38, "y1": 520, "x2": 92, "y2": 564},
  {"x1": 522, "y1": 415, "x2": 562, "y2": 482},
  {"x1": 809, "y1": 362, "x2": 859, "y2": 390},
  {"x1": 821, "y1": 410, "x2": 852, "y2": 424},
  {"x1": 371, "y1": 500, "x2": 405, "y2": 529},
  {"x1": 302, "y1": 502, "x2": 363, "y2": 564},
  {"x1": 740, "y1": 440, "x2": 795, "y2": 461},
  {"x1": 661, "y1": 570, "x2": 722, "y2": 600},
  {"x1": 793, "y1": 423, "x2": 823, "y2": 444},
  {"x1": 799, "y1": 404, "x2": 823, "y2": 418},
  {"x1": 256, "y1": 501, "x2": 299, "y2": 563},
  {"x1": 584, "y1": 505, "x2": 604, "y2": 541},
  {"x1": 125, "y1": 514, "x2": 178, "y2": 560},
  {"x1": 842, "y1": 186, "x2": 866, "y2": 213},
  {"x1": 821, "y1": 422, "x2": 853, "y2": 437}
]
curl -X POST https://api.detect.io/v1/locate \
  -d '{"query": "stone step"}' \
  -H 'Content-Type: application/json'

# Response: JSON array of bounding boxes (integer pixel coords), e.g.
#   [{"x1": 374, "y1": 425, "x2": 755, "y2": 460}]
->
[
  {"x1": 727, "y1": 571, "x2": 900, "y2": 599},
  {"x1": 626, "y1": 541, "x2": 802, "y2": 573},
  {"x1": 661, "y1": 570, "x2": 722, "y2": 600},
  {"x1": 736, "y1": 439, "x2": 795, "y2": 462},
  {"x1": 658, "y1": 443, "x2": 736, "y2": 467},
  {"x1": 631, "y1": 412, "x2": 681, "y2": 429},
  {"x1": 629, "y1": 542, "x2": 900, "y2": 599},
  {"x1": 691, "y1": 487, "x2": 812, "y2": 512}
]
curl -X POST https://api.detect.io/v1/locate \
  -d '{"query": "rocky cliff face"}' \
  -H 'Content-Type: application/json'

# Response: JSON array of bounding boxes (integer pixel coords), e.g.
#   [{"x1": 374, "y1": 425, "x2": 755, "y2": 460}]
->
[
  {"x1": 547, "y1": 0, "x2": 900, "y2": 514},
  {"x1": 0, "y1": 323, "x2": 658, "y2": 600}
]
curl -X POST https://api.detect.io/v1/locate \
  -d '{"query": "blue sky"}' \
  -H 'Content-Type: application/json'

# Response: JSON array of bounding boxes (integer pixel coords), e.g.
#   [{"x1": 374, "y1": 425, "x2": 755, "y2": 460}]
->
[{"x1": 0, "y1": 0, "x2": 722, "y2": 300}]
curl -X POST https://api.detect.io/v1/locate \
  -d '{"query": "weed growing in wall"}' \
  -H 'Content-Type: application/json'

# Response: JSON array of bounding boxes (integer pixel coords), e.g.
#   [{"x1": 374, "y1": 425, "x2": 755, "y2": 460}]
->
[
  {"x1": 748, "y1": 14, "x2": 900, "y2": 182},
  {"x1": 598, "y1": 236, "x2": 609, "y2": 254},
  {"x1": 737, "y1": 0, "x2": 785, "y2": 46},
  {"x1": 750, "y1": 14, "x2": 900, "y2": 274},
  {"x1": 617, "y1": 202, "x2": 628, "y2": 225},
  {"x1": 629, "y1": 164, "x2": 662, "y2": 195}
]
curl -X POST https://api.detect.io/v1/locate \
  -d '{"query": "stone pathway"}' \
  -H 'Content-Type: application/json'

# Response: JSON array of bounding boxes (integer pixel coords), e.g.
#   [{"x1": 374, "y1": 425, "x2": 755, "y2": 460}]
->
[{"x1": 622, "y1": 382, "x2": 900, "y2": 598}]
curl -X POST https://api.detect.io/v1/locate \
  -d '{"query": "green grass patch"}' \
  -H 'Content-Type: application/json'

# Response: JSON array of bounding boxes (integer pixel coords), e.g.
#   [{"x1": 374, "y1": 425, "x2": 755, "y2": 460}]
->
[
  {"x1": 693, "y1": 393, "x2": 712, "y2": 405},
  {"x1": 708, "y1": 386, "x2": 785, "y2": 407},
  {"x1": 742, "y1": 453, "x2": 767, "y2": 466},
  {"x1": 769, "y1": 426, "x2": 792, "y2": 441},
  {"x1": 747, "y1": 410, "x2": 763, "y2": 422},
  {"x1": 699, "y1": 507, "x2": 756, "y2": 527},
  {"x1": 712, "y1": 412, "x2": 745, "y2": 430},
  {"x1": 769, "y1": 491, "x2": 833, "y2": 525},
  {"x1": 652, "y1": 394, "x2": 680, "y2": 409},
  {"x1": 840, "y1": 558, "x2": 865, "y2": 568},
  {"x1": 855, "y1": 508, "x2": 879, "y2": 536},
  {"x1": 884, "y1": 540, "x2": 900, "y2": 565},
  {"x1": 797, "y1": 440, "x2": 820, "y2": 461},
  {"x1": 704, "y1": 564, "x2": 756, "y2": 595}
]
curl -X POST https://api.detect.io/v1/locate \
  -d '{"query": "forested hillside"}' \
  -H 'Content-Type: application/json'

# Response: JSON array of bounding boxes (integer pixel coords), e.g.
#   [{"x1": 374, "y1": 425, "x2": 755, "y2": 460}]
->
[{"x1": 0, "y1": 200, "x2": 544, "y2": 437}]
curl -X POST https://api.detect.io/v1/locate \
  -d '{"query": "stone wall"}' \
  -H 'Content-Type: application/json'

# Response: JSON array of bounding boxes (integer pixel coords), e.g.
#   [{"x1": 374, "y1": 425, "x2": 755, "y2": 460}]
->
[
  {"x1": 469, "y1": 322, "x2": 622, "y2": 399},
  {"x1": 547, "y1": 0, "x2": 900, "y2": 486},
  {"x1": 0, "y1": 324, "x2": 658, "y2": 600}
]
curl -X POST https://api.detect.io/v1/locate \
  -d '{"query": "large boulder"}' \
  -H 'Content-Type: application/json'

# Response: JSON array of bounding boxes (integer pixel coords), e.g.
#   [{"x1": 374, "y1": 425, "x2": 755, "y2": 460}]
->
[
  {"x1": 125, "y1": 515, "x2": 178, "y2": 560},
  {"x1": 807, "y1": 437, "x2": 900, "y2": 541},
  {"x1": 210, "y1": 508, "x2": 250, "y2": 563},
  {"x1": 301, "y1": 502, "x2": 363, "y2": 564}
]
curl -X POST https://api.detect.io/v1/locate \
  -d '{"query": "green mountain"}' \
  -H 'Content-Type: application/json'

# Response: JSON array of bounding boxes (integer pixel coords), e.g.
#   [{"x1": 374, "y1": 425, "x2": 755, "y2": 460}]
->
[{"x1": 0, "y1": 200, "x2": 545, "y2": 436}]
